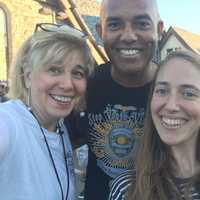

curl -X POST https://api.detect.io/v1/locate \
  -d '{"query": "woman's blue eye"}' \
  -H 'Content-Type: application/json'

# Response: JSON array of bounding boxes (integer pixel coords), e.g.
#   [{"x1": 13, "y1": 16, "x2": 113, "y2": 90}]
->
[
  {"x1": 48, "y1": 66, "x2": 62, "y2": 74},
  {"x1": 72, "y1": 71, "x2": 85, "y2": 80},
  {"x1": 154, "y1": 88, "x2": 168, "y2": 96},
  {"x1": 182, "y1": 88, "x2": 196, "y2": 98}
]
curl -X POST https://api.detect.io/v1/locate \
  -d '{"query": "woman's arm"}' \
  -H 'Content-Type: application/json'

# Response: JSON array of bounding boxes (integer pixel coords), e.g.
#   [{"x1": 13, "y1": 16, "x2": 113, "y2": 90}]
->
[{"x1": 0, "y1": 114, "x2": 13, "y2": 163}]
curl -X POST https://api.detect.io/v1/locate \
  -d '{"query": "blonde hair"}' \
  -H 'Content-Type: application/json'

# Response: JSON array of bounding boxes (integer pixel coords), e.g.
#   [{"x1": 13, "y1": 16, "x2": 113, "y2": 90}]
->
[{"x1": 8, "y1": 30, "x2": 94, "y2": 104}]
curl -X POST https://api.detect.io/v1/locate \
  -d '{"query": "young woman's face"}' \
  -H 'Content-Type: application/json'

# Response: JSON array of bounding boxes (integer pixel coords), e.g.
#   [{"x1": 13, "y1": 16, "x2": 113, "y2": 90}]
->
[
  {"x1": 25, "y1": 50, "x2": 87, "y2": 129},
  {"x1": 151, "y1": 57, "x2": 200, "y2": 148}
]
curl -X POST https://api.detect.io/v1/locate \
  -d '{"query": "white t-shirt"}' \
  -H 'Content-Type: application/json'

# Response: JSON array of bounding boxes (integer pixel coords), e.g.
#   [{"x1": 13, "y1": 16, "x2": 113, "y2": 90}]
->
[{"x1": 0, "y1": 99, "x2": 76, "y2": 200}]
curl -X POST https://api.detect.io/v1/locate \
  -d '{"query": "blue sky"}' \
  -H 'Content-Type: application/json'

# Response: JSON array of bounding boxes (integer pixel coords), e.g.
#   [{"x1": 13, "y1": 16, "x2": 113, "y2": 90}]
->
[
  {"x1": 96, "y1": 0, "x2": 200, "y2": 34},
  {"x1": 157, "y1": 0, "x2": 200, "y2": 34}
]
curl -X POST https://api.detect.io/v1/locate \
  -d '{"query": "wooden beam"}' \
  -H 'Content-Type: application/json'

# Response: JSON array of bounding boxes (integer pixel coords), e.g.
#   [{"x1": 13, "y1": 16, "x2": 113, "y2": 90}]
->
[{"x1": 59, "y1": 0, "x2": 108, "y2": 64}]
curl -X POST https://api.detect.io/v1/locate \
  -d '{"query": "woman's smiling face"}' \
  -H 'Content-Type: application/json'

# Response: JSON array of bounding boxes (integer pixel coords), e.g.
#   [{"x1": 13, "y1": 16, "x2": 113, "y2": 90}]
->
[
  {"x1": 151, "y1": 57, "x2": 200, "y2": 147},
  {"x1": 25, "y1": 50, "x2": 87, "y2": 130}
]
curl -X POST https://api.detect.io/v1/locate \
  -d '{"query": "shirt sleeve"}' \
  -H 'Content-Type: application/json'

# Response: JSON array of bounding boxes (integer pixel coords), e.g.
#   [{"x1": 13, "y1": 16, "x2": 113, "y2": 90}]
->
[
  {"x1": 108, "y1": 170, "x2": 134, "y2": 200},
  {"x1": 0, "y1": 112, "x2": 14, "y2": 163}
]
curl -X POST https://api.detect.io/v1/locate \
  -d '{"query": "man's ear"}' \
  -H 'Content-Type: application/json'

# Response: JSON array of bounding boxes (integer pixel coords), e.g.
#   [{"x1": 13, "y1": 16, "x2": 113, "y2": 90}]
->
[
  {"x1": 157, "y1": 20, "x2": 164, "y2": 41},
  {"x1": 96, "y1": 22, "x2": 103, "y2": 39},
  {"x1": 23, "y1": 68, "x2": 32, "y2": 89}
]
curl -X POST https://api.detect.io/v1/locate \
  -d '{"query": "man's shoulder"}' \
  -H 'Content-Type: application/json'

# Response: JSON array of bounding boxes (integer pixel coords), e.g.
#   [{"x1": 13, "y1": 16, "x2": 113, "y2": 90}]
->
[
  {"x1": 87, "y1": 62, "x2": 112, "y2": 93},
  {"x1": 89, "y1": 62, "x2": 111, "y2": 81}
]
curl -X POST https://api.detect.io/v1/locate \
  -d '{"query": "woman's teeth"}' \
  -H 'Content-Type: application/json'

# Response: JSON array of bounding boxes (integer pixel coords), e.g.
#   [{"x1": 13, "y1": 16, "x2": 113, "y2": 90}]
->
[
  {"x1": 51, "y1": 95, "x2": 73, "y2": 103},
  {"x1": 161, "y1": 117, "x2": 186, "y2": 129}
]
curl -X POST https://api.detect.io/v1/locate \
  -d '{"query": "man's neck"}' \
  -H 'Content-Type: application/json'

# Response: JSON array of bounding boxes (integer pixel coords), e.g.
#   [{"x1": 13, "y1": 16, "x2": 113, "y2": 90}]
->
[{"x1": 111, "y1": 62, "x2": 157, "y2": 88}]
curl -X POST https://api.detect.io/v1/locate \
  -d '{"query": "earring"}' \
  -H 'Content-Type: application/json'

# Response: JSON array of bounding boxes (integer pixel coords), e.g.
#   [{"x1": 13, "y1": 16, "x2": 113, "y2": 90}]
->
[{"x1": 27, "y1": 87, "x2": 32, "y2": 108}]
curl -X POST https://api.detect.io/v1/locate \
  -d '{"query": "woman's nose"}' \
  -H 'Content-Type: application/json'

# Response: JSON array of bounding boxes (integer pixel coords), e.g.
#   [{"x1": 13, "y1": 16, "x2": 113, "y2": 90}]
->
[
  {"x1": 164, "y1": 93, "x2": 180, "y2": 112},
  {"x1": 59, "y1": 74, "x2": 74, "y2": 90}
]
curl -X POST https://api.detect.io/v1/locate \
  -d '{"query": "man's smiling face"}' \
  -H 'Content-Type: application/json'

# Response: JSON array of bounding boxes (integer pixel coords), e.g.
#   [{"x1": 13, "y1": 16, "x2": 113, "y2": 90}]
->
[{"x1": 96, "y1": 0, "x2": 162, "y2": 80}]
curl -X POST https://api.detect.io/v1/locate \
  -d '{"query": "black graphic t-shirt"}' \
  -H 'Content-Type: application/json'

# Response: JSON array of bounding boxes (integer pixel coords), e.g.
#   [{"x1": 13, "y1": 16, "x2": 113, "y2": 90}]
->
[{"x1": 83, "y1": 62, "x2": 152, "y2": 200}]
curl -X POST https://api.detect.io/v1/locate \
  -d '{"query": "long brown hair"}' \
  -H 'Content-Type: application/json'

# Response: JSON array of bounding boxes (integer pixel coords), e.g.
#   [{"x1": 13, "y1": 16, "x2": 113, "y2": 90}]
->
[{"x1": 126, "y1": 51, "x2": 200, "y2": 200}]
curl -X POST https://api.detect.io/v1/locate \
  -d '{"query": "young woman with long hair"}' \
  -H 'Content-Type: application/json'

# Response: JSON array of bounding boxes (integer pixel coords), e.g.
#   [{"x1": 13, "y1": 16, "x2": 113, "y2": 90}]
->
[{"x1": 109, "y1": 51, "x2": 200, "y2": 200}]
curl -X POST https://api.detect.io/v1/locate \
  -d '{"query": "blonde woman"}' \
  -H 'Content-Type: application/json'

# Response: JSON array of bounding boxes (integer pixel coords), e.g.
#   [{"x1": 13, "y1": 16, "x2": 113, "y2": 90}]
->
[{"x1": 0, "y1": 23, "x2": 94, "y2": 200}]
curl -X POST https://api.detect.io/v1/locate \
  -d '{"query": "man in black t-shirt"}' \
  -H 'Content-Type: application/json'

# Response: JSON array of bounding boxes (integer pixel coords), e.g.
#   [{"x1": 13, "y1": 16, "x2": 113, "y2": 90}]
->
[{"x1": 66, "y1": 0, "x2": 163, "y2": 199}]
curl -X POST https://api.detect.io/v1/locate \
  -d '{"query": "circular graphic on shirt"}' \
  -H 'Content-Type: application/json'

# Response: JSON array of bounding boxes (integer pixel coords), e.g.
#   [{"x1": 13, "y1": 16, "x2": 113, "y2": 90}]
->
[
  {"x1": 109, "y1": 127, "x2": 134, "y2": 158},
  {"x1": 88, "y1": 104, "x2": 144, "y2": 178}
]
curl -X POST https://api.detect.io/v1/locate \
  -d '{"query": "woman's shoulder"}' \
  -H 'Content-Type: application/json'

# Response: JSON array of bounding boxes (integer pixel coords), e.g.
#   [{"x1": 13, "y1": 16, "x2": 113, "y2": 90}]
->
[
  {"x1": 109, "y1": 169, "x2": 135, "y2": 200},
  {"x1": 0, "y1": 99, "x2": 29, "y2": 137},
  {"x1": 0, "y1": 99, "x2": 28, "y2": 118},
  {"x1": 0, "y1": 99, "x2": 20, "y2": 111},
  {"x1": 0, "y1": 100, "x2": 17, "y2": 120},
  {"x1": 0, "y1": 100, "x2": 22, "y2": 162}
]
